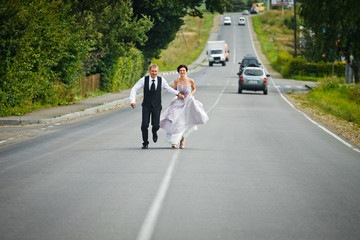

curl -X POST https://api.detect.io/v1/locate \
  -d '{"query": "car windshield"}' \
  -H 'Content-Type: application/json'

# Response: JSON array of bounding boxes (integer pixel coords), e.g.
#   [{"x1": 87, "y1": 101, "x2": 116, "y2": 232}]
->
[
  {"x1": 242, "y1": 59, "x2": 258, "y2": 66},
  {"x1": 210, "y1": 50, "x2": 223, "y2": 54},
  {"x1": 244, "y1": 69, "x2": 263, "y2": 76}
]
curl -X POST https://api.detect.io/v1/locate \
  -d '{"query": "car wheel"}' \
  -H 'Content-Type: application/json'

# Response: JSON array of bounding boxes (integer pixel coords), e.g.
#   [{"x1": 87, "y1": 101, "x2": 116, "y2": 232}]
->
[
  {"x1": 238, "y1": 85, "x2": 242, "y2": 93},
  {"x1": 209, "y1": 62, "x2": 213, "y2": 67},
  {"x1": 222, "y1": 61, "x2": 226, "y2": 66},
  {"x1": 263, "y1": 88, "x2": 268, "y2": 95}
]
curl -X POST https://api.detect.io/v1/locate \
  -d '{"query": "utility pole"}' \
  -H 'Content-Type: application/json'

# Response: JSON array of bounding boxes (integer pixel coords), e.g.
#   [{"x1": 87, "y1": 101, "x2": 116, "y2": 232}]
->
[{"x1": 294, "y1": 0, "x2": 297, "y2": 57}]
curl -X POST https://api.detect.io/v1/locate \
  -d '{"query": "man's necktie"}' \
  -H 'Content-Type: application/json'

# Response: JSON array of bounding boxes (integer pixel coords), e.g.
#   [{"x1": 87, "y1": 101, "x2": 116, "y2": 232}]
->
[{"x1": 151, "y1": 79, "x2": 155, "y2": 95}]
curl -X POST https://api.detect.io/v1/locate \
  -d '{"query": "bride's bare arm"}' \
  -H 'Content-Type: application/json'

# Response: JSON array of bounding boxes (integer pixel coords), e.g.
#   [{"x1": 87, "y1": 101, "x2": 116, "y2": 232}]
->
[
  {"x1": 174, "y1": 78, "x2": 179, "y2": 90},
  {"x1": 190, "y1": 79, "x2": 196, "y2": 95}
]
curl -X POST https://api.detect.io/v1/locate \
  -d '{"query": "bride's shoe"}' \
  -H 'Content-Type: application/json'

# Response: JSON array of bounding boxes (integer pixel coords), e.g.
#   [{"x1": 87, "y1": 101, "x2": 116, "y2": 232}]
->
[{"x1": 179, "y1": 138, "x2": 185, "y2": 149}]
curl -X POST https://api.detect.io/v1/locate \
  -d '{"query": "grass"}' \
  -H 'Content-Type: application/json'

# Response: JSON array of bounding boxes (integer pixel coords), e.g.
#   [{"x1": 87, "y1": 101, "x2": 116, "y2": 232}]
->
[
  {"x1": 152, "y1": 12, "x2": 215, "y2": 71},
  {"x1": 292, "y1": 77, "x2": 360, "y2": 125},
  {"x1": 252, "y1": 10, "x2": 295, "y2": 66}
]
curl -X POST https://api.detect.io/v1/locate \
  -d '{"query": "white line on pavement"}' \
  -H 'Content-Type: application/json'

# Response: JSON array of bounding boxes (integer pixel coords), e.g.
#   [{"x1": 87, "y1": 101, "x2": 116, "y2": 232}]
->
[{"x1": 136, "y1": 150, "x2": 181, "y2": 240}]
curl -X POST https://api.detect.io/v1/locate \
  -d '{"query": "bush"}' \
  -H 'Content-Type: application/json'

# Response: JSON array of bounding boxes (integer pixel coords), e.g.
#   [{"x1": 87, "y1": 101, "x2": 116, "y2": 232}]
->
[
  {"x1": 281, "y1": 57, "x2": 345, "y2": 78},
  {"x1": 273, "y1": 51, "x2": 293, "y2": 74},
  {"x1": 0, "y1": 1, "x2": 89, "y2": 116},
  {"x1": 105, "y1": 47, "x2": 144, "y2": 92}
]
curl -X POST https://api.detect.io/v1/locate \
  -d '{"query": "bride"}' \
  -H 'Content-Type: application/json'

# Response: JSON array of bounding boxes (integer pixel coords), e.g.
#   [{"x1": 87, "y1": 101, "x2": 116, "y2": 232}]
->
[{"x1": 160, "y1": 64, "x2": 209, "y2": 149}]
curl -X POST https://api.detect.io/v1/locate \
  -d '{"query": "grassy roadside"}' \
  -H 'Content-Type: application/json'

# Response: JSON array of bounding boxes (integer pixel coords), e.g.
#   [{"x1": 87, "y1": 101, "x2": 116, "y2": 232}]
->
[
  {"x1": 152, "y1": 12, "x2": 215, "y2": 71},
  {"x1": 251, "y1": 11, "x2": 360, "y2": 148},
  {"x1": 252, "y1": 10, "x2": 295, "y2": 73}
]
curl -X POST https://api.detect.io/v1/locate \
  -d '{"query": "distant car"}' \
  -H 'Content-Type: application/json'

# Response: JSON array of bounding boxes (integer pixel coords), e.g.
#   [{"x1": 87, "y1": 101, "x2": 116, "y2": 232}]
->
[
  {"x1": 242, "y1": 10, "x2": 249, "y2": 15},
  {"x1": 238, "y1": 17, "x2": 245, "y2": 25},
  {"x1": 238, "y1": 67, "x2": 270, "y2": 94},
  {"x1": 238, "y1": 55, "x2": 261, "y2": 75},
  {"x1": 223, "y1": 17, "x2": 231, "y2": 25}
]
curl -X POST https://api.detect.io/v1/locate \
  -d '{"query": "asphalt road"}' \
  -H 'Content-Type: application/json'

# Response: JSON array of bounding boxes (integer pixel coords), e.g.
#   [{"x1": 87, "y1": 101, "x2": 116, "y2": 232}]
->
[{"x1": 1, "y1": 13, "x2": 360, "y2": 240}]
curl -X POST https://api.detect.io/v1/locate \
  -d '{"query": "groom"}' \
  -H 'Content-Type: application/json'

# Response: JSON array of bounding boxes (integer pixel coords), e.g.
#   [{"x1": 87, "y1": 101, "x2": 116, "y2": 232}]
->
[{"x1": 130, "y1": 64, "x2": 184, "y2": 149}]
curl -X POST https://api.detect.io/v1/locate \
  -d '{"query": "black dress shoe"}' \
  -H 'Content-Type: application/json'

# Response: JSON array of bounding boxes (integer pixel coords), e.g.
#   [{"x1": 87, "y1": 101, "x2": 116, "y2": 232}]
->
[
  {"x1": 142, "y1": 144, "x2": 148, "y2": 149},
  {"x1": 153, "y1": 132, "x2": 158, "y2": 143}
]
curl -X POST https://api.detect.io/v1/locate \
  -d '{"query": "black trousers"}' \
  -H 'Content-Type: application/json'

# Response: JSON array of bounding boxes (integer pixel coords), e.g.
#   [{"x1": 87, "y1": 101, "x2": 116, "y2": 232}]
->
[{"x1": 141, "y1": 105, "x2": 162, "y2": 145}]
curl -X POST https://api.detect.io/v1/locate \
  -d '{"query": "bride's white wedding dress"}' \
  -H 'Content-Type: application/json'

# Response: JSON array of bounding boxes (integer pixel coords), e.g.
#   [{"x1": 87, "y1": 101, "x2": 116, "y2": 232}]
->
[{"x1": 160, "y1": 84, "x2": 209, "y2": 145}]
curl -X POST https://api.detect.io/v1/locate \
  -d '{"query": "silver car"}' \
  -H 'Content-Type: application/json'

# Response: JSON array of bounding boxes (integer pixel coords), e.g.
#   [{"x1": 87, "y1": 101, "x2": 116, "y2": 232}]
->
[{"x1": 238, "y1": 67, "x2": 270, "y2": 95}]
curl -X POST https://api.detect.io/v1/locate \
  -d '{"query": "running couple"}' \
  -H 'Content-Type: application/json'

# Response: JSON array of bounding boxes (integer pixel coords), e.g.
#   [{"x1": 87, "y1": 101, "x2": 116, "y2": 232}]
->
[{"x1": 130, "y1": 64, "x2": 209, "y2": 149}]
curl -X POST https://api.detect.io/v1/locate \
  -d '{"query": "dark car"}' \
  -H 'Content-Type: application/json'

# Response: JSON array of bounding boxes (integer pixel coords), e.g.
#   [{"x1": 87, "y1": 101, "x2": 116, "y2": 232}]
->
[
  {"x1": 238, "y1": 55, "x2": 261, "y2": 75},
  {"x1": 238, "y1": 67, "x2": 270, "y2": 95}
]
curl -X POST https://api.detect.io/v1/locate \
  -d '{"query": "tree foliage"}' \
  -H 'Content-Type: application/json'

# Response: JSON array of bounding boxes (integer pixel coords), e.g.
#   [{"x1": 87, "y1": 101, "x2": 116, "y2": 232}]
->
[
  {"x1": 68, "y1": 0, "x2": 152, "y2": 88},
  {"x1": 132, "y1": 0, "x2": 232, "y2": 59},
  {"x1": 225, "y1": 0, "x2": 255, "y2": 12},
  {"x1": 0, "y1": 0, "x2": 230, "y2": 116},
  {"x1": 0, "y1": 0, "x2": 151, "y2": 115},
  {"x1": 0, "y1": 0, "x2": 89, "y2": 115},
  {"x1": 299, "y1": 0, "x2": 360, "y2": 83}
]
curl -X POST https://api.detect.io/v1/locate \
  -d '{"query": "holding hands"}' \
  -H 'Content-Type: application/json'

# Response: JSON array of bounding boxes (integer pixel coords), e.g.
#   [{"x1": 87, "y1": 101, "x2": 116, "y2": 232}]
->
[{"x1": 177, "y1": 92, "x2": 185, "y2": 100}]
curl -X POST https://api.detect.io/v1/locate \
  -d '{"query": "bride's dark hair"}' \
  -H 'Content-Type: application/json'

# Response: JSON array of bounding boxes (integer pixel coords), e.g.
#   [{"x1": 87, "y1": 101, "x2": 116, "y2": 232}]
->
[{"x1": 177, "y1": 64, "x2": 188, "y2": 73}]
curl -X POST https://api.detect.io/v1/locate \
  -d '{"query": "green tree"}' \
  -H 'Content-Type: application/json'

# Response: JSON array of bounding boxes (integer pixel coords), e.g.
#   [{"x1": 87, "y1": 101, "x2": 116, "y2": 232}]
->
[
  {"x1": 0, "y1": 0, "x2": 152, "y2": 116},
  {"x1": 299, "y1": 0, "x2": 360, "y2": 83},
  {"x1": 226, "y1": 0, "x2": 247, "y2": 12},
  {"x1": 0, "y1": 0, "x2": 90, "y2": 115},
  {"x1": 69, "y1": 0, "x2": 153, "y2": 90},
  {"x1": 132, "y1": 0, "x2": 232, "y2": 60}
]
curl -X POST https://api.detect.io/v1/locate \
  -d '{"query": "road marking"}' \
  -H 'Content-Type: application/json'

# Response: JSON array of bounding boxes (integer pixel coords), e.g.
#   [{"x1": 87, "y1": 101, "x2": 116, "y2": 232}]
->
[
  {"x1": 207, "y1": 78, "x2": 231, "y2": 114},
  {"x1": 233, "y1": 20, "x2": 236, "y2": 63},
  {"x1": 136, "y1": 150, "x2": 181, "y2": 240},
  {"x1": 247, "y1": 21, "x2": 360, "y2": 153}
]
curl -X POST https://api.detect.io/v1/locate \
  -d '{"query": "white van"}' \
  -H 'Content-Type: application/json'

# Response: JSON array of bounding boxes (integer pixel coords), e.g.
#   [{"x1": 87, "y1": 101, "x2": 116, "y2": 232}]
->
[
  {"x1": 238, "y1": 17, "x2": 245, "y2": 25},
  {"x1": 224, "y1": 17, "x2": 232, "y2": 25}
]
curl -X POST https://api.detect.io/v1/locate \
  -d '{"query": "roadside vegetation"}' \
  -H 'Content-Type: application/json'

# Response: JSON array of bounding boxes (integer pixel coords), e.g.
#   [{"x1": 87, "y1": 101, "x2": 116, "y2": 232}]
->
[
  {"x1": 251, "y1": 9, "x2": 360, "y2": 146},
  {"x1": 152, "y1": 13, "x2": 214, "y2": 71},
  {"x1": 0, "y1": 0, "x2": 229, "y2": 117}
]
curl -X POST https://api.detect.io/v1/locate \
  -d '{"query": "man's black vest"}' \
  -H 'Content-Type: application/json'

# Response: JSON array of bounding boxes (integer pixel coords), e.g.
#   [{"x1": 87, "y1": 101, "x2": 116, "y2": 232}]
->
[{"x1": 142, "y1": 76, "x2": 162, "y2": 108}]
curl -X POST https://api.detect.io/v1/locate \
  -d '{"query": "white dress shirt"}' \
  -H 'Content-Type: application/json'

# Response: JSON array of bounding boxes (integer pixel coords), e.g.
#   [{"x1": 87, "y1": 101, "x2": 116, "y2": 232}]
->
[{"x1": 130, "y1": 76, "x2": 179, "y2": 104}]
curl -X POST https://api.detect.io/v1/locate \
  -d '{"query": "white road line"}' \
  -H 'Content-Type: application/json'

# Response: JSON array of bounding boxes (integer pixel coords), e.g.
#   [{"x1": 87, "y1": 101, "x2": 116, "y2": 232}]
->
[
  {"x1": 136, "y1": 150, "x2": 181, "y2": 240},
  {"x1": 207, "y1": 78, "x2": 231, "y2": 114},
  {"x1": 233, "y1": 19, "x2": 236, "y2": 64},
  {"x1": 247, "y1": 20, "x2": 360, "y2": 153}
]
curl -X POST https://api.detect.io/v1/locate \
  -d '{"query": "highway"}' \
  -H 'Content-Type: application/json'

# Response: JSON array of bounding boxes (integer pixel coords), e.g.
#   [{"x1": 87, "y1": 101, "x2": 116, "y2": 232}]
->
[{"x1": 1, "y1": 13, "x2": 360, "y2": 240}]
